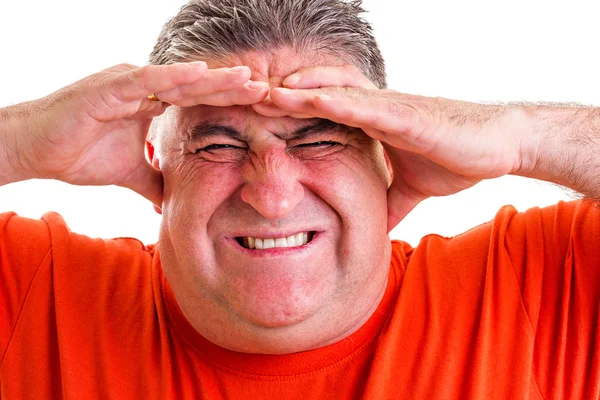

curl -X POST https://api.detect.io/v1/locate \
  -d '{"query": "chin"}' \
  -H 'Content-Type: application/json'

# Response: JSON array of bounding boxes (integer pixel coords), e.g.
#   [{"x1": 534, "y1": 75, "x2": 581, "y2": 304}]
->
[
  {"x1": 224, "y1": 270, "x2": 332, "y2": 329},
  {"x1": 241, "y1": 307, "x2": 314, "y2": 329}
]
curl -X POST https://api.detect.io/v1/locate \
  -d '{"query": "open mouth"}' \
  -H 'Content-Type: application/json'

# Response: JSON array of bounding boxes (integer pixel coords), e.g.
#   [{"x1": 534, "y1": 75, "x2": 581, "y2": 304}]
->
[{"x1": 235, "y1": 232, "x2": 316, "y2": 250}]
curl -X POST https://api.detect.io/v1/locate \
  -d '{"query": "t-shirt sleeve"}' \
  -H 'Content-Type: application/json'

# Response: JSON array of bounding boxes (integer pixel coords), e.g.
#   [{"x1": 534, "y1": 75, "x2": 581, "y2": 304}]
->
[
  {"x1": 0, "y1": 213, "x2": 52, "y2": 362},
  {"x1": 502, "y1": 199, "x2": 600, "y2": 399}
]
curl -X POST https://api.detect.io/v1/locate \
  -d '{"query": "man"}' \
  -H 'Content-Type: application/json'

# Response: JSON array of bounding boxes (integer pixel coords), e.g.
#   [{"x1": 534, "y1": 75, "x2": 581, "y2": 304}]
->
[{"x1": 0, "y1": 0, "x2": 599, "y2": 398}]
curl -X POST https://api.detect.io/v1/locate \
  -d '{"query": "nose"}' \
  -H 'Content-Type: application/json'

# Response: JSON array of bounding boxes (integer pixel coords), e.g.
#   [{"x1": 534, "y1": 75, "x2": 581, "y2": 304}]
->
[{"x1": 240, "y1": 147, "x2": 304, "y2": 219}]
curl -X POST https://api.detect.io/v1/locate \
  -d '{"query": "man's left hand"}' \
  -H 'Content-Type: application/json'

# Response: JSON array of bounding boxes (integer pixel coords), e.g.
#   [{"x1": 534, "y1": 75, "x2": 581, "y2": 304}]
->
[{"x1": 252, "y1": 65, "x2": 540, "y2": 231}]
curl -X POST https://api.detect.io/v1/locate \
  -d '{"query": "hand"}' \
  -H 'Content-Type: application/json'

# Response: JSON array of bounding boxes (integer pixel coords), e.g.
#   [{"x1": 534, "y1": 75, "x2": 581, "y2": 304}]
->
[
  {"x1": 9, "y1": 62, "x2": 269, "y2": 206},
  {"x1": 255, "y1": 65, "x2": 530, "y2": 231}
]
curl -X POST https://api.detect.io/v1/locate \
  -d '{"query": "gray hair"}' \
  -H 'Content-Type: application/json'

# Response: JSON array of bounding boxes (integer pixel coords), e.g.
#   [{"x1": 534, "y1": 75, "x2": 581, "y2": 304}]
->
[{"x1": 149, "y1": 0, "x2": 387, "y2": 88}]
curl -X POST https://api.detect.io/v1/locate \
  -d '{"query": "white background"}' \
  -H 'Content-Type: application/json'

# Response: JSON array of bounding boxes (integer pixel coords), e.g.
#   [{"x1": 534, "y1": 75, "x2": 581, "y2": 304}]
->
[{"x1": 0, "y1": 0, "x2": 598, "y2": 246}]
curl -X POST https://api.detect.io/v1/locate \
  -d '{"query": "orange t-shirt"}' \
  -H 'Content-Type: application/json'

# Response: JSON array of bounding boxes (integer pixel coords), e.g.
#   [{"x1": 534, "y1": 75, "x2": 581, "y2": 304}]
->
[{"x1": 1, "y1": 200, "x2": 599, "y2": 399}]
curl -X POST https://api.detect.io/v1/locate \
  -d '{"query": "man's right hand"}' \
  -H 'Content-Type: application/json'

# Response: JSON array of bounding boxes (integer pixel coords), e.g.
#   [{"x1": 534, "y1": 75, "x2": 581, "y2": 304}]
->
[{"x1": 0, "y1": 62, "x2": 269, "y2": 206}]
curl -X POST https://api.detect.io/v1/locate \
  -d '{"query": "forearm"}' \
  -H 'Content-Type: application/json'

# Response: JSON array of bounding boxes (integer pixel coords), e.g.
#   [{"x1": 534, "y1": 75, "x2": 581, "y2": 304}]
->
[
  {"x1": 511, "y1": 104, "x2": 600, "y2": 199},
  {"x1": 0, "y1": 102, "x2": 37, "y2": 186}
]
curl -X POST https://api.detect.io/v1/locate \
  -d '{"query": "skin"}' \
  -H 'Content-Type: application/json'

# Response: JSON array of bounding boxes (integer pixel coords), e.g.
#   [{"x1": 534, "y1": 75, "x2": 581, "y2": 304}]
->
[
  {"x1": 2, "y1": 47, "x2": 599, "y2": 355},
  {"x1": 151, "y1": 50, "x2": 393, "y2": 354}
]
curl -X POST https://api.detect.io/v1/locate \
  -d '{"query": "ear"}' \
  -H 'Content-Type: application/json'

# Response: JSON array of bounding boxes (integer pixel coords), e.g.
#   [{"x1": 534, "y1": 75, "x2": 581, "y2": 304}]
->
[
  {"x1": 382, "y1": 146, "x2": 428, "y2": 233},
  {"x1": 382, "y1": 147, "x2": 394, "y2": 187},
  {"x1": 145, "y1": 140, "x2": 163, "y2": 215}
]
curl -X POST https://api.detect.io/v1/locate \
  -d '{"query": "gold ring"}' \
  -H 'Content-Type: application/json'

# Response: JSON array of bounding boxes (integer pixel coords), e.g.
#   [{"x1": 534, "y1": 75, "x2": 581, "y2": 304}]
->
[{"x1": 147, "y1": 93, "x2": 160, "y2": 102}]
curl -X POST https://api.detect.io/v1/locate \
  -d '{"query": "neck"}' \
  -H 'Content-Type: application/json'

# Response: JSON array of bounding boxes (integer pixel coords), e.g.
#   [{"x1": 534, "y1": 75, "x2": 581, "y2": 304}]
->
[{"x1": 163, "y1": 241, "x2": 393, "y2": 355}]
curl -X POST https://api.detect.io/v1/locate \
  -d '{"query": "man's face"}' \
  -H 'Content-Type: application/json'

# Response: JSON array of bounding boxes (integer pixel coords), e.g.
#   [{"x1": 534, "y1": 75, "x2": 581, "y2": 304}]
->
[{"x1": 154, "y1": 50, "x2": 393, "y2": 352}]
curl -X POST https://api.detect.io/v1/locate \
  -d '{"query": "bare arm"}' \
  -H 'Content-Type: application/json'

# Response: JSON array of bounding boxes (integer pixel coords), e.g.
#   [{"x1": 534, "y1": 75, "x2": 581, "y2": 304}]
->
[
  {"x1": 254, "y1": 64, "x2": 600, "y2": 229},
  {"x1": 0, "y1": 102, "x2": 35, "y2": 185},
  {"x1": 514, "y1": 104, "x2": 600, "y2": 199},
  {"x1": 0, "y1": 62, "x2": 269, "y2": 205}
]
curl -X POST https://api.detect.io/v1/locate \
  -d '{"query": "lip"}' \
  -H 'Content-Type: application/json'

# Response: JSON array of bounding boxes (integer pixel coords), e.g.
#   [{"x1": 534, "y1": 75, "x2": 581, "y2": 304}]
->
[
  {"x1": 225, "y1": 231, "x2": 322, "y2": 258},
  {"x1": 227, "y1": 229, "x2": 319, "y2": 239}
]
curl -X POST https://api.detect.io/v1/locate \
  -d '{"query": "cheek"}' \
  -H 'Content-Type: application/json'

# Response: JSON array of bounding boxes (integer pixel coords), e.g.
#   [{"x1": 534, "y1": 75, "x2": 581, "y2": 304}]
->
[
  {"x1": 301, "y1": 156, "x2": 389, "y2": 232},
  {"x1": 300, "y1": 158, "x2": 390, "y2": 292},
  {"x1": 304, "y1": 153, "x2": 388, "y2": 202},
  {"x1": 162, "y1": 162, "x2": 244, "y2": 223}
]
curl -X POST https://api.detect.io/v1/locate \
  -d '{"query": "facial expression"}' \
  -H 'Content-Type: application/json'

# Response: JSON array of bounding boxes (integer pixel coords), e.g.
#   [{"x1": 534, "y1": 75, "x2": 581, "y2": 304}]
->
[{"x1": 153, "y1": 50, "x2": 393, "y2": 353}]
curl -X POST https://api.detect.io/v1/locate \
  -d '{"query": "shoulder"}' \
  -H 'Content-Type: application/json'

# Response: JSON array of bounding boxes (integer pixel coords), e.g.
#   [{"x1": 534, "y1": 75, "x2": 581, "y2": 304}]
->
[
  {"x1": 0, "y1": 210, "x2": 155, "y2": 274},
  {"x1": 0, "y1": 212, "x2": 52, "y2": 268},
  {"x1": 405, "y1": 199, "x2": 597, "y2": 262},
  {"x1": 0, "y1": 211, "x2": 51, "y2": 242}
]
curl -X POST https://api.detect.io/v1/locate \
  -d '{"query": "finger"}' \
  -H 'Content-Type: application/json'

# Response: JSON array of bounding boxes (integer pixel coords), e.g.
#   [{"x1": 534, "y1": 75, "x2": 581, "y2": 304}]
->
[
  {"x1": 173, "y1": 80, "x2": 269, "y2": 108},
  {"x1": 282, "y1": 65, "x2": 378, "y2": 90},
  {"x1": 312, "y1": 93, "x2": 410, "y2": 135},
  {"x1": 109, "y1": 61, "x2": 209, "y2": 102},
  {"x1": 271, "y1": 88, "x2": 427, "y2": 152},
  {"x1": 251, "y1": 102, "x2": 315, "y2": 119},
  {"x1": 252, "y1": 102, "x2": 289, "y2": 117},
  {"x1": 132, "y1": 99, "x2": 171, "y2": 120},
  {"x1": 270, "y1": 87, "x2": 390, "y2": 133},
  {"x1": 270, "y1": 87, "x2": 375, "y2": 128},
  {"x1": 154, "y1": 66, "x2": 252, "y2": 102}
]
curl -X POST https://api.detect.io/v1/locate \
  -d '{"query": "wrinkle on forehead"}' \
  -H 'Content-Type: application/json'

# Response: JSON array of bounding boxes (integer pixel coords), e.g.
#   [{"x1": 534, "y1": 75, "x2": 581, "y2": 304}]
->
[
  {"x1": 207, "y1": 47, "x2": 349, "y2": 86},
  {"x1": 155, "y1": 49, "x2": 353, "y2": 152}
]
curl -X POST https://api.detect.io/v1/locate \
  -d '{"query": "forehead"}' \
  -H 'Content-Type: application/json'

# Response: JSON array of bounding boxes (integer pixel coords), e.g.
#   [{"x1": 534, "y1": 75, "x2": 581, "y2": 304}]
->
[
  {"x1": 167, "y1": 49, "x2": 350, "y2": 140},
  {"x1": 215, "y1": 48, "x2": 348, "y2": 84}
]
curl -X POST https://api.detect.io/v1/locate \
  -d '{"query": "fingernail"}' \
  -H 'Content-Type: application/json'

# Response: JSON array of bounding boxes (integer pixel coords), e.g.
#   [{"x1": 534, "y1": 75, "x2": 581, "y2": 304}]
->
[
  {"x1": 187, "y1": 61, "x2": 207, "y2": 67},
  {"x1": 229, "y1": 66, "x2": 248, "y2": 73},
  {"x1": 318, "y1": 94, "x2": 332, "y2": 101},
  {"x1": 245, "y1": 81, "x2": 266, "y2": 90},
  {"x1": 283, "y1": 73, "x2": 301, "y2": 86}
]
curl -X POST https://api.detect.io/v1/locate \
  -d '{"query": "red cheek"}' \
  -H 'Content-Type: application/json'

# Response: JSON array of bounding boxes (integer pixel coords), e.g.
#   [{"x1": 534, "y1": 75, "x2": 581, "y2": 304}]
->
[{"x1": 179, "y1": 163, "x2": 245, "y2": 203}]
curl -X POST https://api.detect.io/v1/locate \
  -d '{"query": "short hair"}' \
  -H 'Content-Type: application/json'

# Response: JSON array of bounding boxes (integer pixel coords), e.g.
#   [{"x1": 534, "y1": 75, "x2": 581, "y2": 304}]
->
[{"x1": 149, "y1": 0, "x2": 387, "y2": 89}]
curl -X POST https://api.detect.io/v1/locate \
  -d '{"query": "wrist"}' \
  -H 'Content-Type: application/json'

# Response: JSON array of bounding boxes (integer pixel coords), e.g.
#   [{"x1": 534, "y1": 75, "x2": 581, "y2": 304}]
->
[
  {"x1": 0, "y1": 102, "x2": 40, "y2": 185},
  {"x1": 503, "y1": 105, "x2": 546, "y2": 177},
  {"x1": 512, "y1": 104, "x2": 600, "y2": 197}
]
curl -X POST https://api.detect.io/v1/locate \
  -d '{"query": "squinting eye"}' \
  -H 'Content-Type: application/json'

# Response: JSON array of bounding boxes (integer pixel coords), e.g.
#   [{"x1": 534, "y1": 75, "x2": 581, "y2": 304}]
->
[
  {"x1": 294, "y1": 141, "x2": 341, "y2": 149},
  {"x1": 195, "y1": 144, "x2": 245, "y2": 153}
]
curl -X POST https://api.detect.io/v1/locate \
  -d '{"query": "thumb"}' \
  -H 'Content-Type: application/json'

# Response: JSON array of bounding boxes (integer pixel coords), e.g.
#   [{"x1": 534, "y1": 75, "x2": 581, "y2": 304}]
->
[{"x1": 121, "y1": 161, "x2": 164, "y2": 208}]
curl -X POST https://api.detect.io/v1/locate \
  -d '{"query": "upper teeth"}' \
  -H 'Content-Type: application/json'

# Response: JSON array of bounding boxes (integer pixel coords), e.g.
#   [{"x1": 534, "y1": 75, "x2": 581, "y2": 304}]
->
[{"x1": 246, "y1": 232, "x2": 309, "y2": 250}]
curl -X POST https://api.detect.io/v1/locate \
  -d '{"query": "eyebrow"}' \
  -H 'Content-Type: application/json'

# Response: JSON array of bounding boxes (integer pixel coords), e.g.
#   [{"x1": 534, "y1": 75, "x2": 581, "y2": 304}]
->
[{"x1": 185, "y1": 119, "x2": 347, "y2": 143}]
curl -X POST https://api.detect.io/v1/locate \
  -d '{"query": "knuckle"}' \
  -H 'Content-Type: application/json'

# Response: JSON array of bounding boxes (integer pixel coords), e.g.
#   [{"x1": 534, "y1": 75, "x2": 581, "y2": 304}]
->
[
  {"x1": 386, "y1": 99, "x2": 419, "y2": 131},
  {"x1": 344, "y1": 64, "x2": 367, "y2": 81},
  {"x1": 296, "y1": 65, "x2": 319, "y2": 74},
  {"x1": 77, "y1": 75, "x2": 114, "y2": 101},
  {"x1": 86, "y1": 73, "x2": 108, "y2": 88},
  {"x1": 116, "y1": 63, "x2": 138, "y2": 71},
  {"x1": 332, "y1": 86, "x2": 364, "y2": 98},
  {"x1": 164, "y1": 85, "x2": 184, "y2": 99},
  {"x1": 386, "y1": 99, "x2": 410, "y2": 118},
  {"x1": 128, "y1": 65, "x2": 157, "y2": 94},
  {"x1": 342, "y1": 64, "x2": 361, "y2": 75},
  {"x1": 132, "y1": 65, "x2": 151, "y2": 81},
  {"x1": 342, "y1": 64, "x2": 376, "y2": 88},
  {"x1": 103, "y1": 63, "x2": 138, "y2": 74}
]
